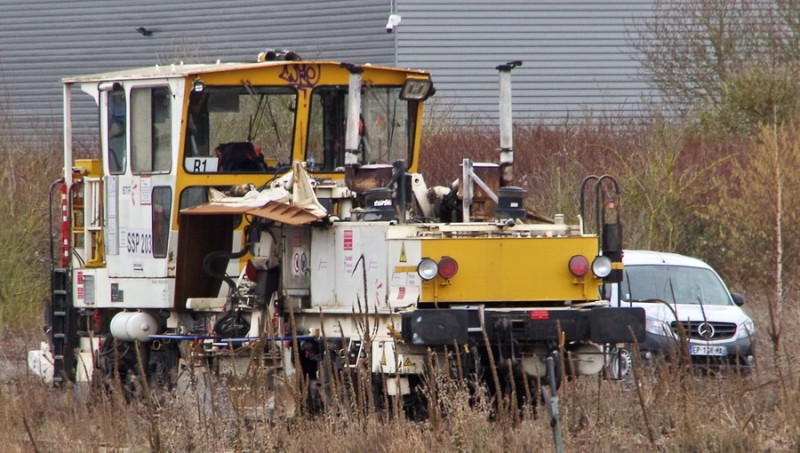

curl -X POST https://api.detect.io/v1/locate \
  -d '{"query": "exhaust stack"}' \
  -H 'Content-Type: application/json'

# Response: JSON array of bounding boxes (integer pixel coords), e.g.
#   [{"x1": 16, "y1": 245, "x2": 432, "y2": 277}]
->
[{"x1": 496, "y1": 61, "x2": 521, "y2": 187}]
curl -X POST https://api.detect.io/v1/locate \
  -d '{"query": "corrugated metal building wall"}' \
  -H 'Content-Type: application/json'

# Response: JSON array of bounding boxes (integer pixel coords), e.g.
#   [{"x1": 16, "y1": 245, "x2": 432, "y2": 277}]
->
[
  {"x1": 0, "y1": 0, "x2": 654, "y2": 139},
  {"x1": 396, "y1": 0, "x2": 654, "y2": 125},
  {"x1": 0, "y1": 0, "x2": 395, "y2": 139}
]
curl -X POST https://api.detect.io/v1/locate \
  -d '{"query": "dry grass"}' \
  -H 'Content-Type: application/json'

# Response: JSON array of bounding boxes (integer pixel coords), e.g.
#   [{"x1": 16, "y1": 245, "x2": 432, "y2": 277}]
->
[
  {"x1": 3, "y1": 315, "x2": 800, "y2": 453},
  {"x1": 3, "y1": 119, "x2": 800, "y2": 451}
]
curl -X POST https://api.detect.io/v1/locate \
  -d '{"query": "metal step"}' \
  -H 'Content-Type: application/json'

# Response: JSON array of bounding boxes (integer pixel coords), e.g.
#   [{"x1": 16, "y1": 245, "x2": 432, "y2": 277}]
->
[{"x1": 49, "y1": 267, "x2": 75, "y2": 385}]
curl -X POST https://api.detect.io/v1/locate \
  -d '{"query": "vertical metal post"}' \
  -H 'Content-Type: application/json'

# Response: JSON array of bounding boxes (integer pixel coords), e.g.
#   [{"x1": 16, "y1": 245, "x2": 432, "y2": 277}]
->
[
  {"x1": 394, "y1": 160, "x2": 407, "y2": 224},
  {"x1": 547, "y1": 354, "x2": 564, "y2": 453},
  {"x1": 63, "y1": 83, "x2": 73, "y2": 187},
  {"x1": 496, "y1": 61, "x2": 521, "y2": 187},
  {"x1": 393, "y1": 14, "x2": 399, "y2": 66},
  {"x1": 344, "y1": 65, "x2": 363, "y2": 166},
  {"x1": 461, "y1": 158, "x2": 473, "y2": 223}
]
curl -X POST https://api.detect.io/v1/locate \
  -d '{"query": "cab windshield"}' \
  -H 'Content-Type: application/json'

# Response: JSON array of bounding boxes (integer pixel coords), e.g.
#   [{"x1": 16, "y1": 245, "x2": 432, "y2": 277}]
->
[
  {"x1": 620, "y1": 265, "x2": 732, "y2": 306},
  {"x1": 307, "y1": 85, "x2": 416, "y2": 172},
  {"x1": 184, "y1": 85, "x2": 296, "y2": 173}
]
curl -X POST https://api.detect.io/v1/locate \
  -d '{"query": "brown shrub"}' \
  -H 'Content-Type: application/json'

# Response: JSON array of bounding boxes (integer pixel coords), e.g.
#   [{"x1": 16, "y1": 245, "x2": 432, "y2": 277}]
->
[{"x1": 0, "y1": 132, "x2": 64, "y2": 329}]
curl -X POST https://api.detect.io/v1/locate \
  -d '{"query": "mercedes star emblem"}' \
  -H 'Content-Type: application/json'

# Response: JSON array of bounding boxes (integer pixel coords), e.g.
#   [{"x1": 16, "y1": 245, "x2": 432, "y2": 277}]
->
[{"x1": 697, "y1": 322, "x2": 715, "y2": 340}]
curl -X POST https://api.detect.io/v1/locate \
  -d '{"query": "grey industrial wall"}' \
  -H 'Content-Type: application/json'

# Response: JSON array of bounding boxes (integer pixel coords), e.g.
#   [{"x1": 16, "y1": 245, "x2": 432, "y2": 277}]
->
[
  {"x1": 0, "y1": 0, "x2": 653, "y2": 140},
  {"x1": 0, "y1": 0, "x2": 395, "y2": 140},
  {"x1": 395, "y1": 0, "x2": 654, "y2": 125}
]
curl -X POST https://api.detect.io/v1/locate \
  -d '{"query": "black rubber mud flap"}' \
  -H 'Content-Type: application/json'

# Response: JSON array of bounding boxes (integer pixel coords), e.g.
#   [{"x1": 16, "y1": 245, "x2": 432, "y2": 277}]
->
[
  {"x1": 402, "y1": 310, "x2": 469, "y2": 345},
  {"x1": 588, "y1": 307, "x2": 646, "y2": 343}
]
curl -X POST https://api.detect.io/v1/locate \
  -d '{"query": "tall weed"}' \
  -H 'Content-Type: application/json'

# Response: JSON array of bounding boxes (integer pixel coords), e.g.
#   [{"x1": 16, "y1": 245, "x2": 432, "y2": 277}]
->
[{"x1": 0, "y1": 137, "x2": 62, "y2": 329}]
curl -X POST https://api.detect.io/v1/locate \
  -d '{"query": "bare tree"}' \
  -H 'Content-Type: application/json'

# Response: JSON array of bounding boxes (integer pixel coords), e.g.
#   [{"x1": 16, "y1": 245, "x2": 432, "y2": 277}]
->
[{"x1": 634, "y1": 0, "x2": 800, "y2": 128}]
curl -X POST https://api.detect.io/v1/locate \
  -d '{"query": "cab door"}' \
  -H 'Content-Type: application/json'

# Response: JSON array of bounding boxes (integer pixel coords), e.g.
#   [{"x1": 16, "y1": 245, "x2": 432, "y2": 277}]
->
[{"x1": 101, "y1": 82, "x2": 176, "y2": 280}]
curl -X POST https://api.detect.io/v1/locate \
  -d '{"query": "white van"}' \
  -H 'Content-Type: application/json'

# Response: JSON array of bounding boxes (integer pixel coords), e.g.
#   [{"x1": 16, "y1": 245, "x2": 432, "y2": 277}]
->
[{"x1": 607, "y1": 250, "x2": 756, "y2": 372}]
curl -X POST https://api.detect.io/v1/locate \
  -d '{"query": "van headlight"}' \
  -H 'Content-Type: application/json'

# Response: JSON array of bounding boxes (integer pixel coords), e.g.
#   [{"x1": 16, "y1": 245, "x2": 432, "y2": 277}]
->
[
  {"x1": 736, "y1": 319, "x2": 756, "y2": 340},
  {"x1": 645, "y1": 316, "x2": 674, "y2": 338}
]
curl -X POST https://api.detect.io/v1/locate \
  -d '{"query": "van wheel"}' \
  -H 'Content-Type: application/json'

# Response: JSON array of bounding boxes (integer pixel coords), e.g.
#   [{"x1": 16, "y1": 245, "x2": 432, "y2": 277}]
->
[{"x1": 608, "y1": 347, "x2": 633, "y2": 382}]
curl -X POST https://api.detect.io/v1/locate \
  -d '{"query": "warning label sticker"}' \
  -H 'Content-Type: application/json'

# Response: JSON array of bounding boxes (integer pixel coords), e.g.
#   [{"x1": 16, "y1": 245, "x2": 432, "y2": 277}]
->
[{"x1": 343, "y1": 230, "x2": 353, "y2": 250}]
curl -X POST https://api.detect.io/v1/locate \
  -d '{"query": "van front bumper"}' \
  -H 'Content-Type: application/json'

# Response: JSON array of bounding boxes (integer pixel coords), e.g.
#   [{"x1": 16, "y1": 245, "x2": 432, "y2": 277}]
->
[{"x1": 639, "y1": 332, "x2": 755, "y2": 371}]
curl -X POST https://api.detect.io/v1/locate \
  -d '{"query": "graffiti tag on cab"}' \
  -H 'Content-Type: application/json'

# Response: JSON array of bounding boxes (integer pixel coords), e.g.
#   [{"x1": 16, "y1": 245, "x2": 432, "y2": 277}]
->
[{"x1": 279, "y1": 64, "x2": 321, "y2": 89}]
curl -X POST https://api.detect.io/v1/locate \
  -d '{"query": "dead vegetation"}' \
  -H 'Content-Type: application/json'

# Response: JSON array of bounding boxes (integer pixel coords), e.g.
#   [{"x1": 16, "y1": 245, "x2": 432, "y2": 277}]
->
[
  {"x1": 2, "y1": 118, "x2": 800, "y2": 451},
  {"x1": 2, "y1": 320, "x2": 799, "y2": 452}
]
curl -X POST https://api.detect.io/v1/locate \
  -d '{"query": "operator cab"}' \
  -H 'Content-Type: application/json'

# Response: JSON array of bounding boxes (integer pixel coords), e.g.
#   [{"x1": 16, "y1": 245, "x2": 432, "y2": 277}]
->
[
  {"x1": 61, "y1": 56, "x2": 434, "y2": 295},
  {"x1": 176, "y1": 63, "x2": 431, "y2": 179}
]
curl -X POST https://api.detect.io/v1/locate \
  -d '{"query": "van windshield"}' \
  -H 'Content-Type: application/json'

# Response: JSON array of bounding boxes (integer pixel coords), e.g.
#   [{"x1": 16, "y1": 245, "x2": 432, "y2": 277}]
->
[{"x1": 620, "y1": 265, "x2": 732, "y2": 306}]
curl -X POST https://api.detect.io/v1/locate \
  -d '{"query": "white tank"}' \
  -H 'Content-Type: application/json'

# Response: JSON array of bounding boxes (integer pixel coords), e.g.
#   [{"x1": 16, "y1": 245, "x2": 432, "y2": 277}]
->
[
  {"x1": 110, "y1": 311, "x2": 159, "y2": 342},
  {"x1": 569, "y1": 343, "x2": 606, "y2": 376}
]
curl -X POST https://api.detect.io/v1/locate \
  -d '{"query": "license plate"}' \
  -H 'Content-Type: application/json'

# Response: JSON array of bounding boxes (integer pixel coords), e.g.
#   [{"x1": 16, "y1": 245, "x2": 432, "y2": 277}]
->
[{"x1": 689, "y1": 345, "x2": 727, "y2": 356}]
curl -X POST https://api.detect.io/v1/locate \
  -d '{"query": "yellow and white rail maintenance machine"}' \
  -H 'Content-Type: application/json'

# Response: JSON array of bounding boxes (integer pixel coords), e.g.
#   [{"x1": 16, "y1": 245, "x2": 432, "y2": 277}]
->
[{"x1": 29, "y1": 52, "x2": 644, "y2": 408}]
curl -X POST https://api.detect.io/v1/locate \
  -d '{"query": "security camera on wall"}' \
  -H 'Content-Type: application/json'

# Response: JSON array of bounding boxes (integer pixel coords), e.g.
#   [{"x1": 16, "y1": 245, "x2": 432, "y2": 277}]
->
[{"x1": 386, "y1": 14, "x2": 401, "y2": 33}]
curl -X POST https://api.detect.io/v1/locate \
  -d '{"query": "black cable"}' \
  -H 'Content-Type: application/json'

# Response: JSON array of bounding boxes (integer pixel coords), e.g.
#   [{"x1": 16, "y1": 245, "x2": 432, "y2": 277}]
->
[{"x1": 202, "y1": 246, "x2": 251, "y2": 294}]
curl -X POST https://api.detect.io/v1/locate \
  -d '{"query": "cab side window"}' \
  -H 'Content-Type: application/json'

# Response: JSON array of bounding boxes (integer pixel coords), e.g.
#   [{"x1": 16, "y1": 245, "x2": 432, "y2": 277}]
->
[
  {"x1": 107, "y1": 87, "x2": 127, "y2": 174},
  {"x1": 307, "y1": 86, "x2": 346, "y2": 171},
  {"x1": 132, "y1": 87, "x2": 172, "y2": 173},
  {"x1": 151, "y1": 186, "x2": 172, "y2": 258}
]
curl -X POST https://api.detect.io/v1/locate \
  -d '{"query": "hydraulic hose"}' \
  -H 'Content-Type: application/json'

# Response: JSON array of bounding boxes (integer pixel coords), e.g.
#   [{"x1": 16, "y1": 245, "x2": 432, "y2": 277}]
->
[{"x1": 202, "y1": 246, "x2": 251, "y2": 295}]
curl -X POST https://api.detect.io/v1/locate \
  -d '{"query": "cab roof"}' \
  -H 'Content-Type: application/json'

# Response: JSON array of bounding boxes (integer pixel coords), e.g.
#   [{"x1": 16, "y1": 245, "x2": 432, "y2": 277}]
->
[{"x1": 62, "y1": 60, "x2": 430, "y2": 84}]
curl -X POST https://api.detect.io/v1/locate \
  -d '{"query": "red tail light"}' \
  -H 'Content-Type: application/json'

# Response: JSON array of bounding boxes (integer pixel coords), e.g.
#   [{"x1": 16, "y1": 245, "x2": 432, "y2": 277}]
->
[
  {"x1": 437, "y1": 256, "x2": 459, "y2": 279},
  {"x1": 530, "y1": 310, "x2": 550, "y2": 320},
  {"x1": 568, "y1": 255, "x2": 590, "y2": 277}
]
